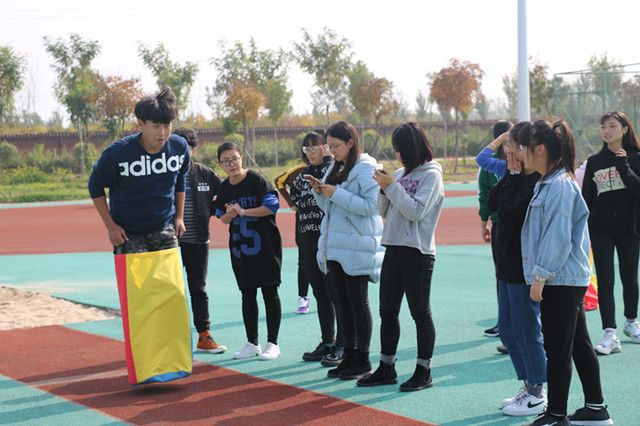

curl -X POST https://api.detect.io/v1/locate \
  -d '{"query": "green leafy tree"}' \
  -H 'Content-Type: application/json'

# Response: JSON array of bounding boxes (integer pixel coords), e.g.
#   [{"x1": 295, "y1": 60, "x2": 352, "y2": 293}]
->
[
  {"x1": 293, "y1": 28, "x2": 353, "y2": 123},
  {"x1": 43, "y1": 33, "x2": 101, "y2": 174},
  {"x1": 474, "y1": 90, "x2": 489, "y2": 120},
  {"x1": 416, "y1": 91, "x2": 428, "y2": 122},
  {"x1": 138, "y1": 43, "x2": 199, "y2": 114},
  {"x1": 209, "y1": 38, "x2": 290, "y2": 148},
  {"x1": 0, "y1": 46, "x2": 25, "y2": 125},
  {"x1": 502, "y1": 73, "x2": 518, "y2": 119},
  {"x1": 584, "y1": 54, "x2": 623, "y2": 113}
]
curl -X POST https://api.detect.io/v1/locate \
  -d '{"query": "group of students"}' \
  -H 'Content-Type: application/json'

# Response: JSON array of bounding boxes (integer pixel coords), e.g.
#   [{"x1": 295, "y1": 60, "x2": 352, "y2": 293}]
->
[
  {"x1": 475, "y1": 112, "x2": 640, "y2": 425},
  {"x1": 89, "y1": 88, "x2": 635, "y2": 423}
]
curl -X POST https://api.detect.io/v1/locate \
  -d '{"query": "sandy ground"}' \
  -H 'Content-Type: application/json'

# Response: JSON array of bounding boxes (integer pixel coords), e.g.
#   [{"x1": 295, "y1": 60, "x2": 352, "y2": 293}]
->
[{"x1": 0, "y1": 286, "x2": 118, "y2": 331}]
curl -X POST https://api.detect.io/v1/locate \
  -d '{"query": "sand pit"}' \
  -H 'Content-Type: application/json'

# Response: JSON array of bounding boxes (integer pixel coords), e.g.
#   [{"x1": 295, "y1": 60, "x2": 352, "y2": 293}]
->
[{"x1": 0, "y1": 286, "x2": 118, "y2": 331}]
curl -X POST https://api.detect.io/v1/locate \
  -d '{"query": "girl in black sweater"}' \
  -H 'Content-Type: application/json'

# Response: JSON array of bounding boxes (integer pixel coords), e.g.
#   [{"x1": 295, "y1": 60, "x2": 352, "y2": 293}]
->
[
  {"x1": 488, "y1": 122, "x2": 546, "y2": 418},
  {"x1": 582, "y1": 111, "x2": 640, "y2": 354}
]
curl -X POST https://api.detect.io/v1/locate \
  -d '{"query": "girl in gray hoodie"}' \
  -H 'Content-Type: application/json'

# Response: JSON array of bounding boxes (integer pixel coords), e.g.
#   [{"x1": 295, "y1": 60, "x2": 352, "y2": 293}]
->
[{"x1": 357, "y1": 122, "x2": 444, "y2": 391}]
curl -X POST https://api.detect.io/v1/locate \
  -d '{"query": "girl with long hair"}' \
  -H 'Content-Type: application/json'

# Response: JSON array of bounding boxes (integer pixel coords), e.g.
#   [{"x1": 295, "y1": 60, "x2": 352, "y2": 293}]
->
[
  {"x1": 356, "y1": 122, "x2": 444, "y2": 391},
  {"x1": 520, "y1": 120, "x2": 612, "y2": 426},
  {"x1": 310, "y1": 121, "x2": 384, "y2": 380},
  {"x1": 582, "y1": 111, "x2": 640, "y2": 354}
]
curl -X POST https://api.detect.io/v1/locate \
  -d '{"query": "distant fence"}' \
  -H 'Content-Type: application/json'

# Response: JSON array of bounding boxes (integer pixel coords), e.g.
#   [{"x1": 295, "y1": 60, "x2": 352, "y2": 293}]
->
[{"x1": 0, "y1": 120, "x2": 498, "y2": 153}]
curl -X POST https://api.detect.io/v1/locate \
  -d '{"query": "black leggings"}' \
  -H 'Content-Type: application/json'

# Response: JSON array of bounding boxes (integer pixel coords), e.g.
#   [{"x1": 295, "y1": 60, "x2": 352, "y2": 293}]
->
[
  {"x1": 299, "y1": 233, "x2": 339, "y2": 345},
  {"x1": 380, "y1": 246, "x2": 436, "y2": 360},
  {"x1": 326, "y1": 261, "x2": 371, "y2": 352},
  {"x1": 240, "y1": 286, "x2": 281, "y2": 345},
  {"x1": 591, "y1": 231, "x2": 640, "y2": 329},
  {"x1": 541, "y1": 285, "x2": 603, "y2": 416}
]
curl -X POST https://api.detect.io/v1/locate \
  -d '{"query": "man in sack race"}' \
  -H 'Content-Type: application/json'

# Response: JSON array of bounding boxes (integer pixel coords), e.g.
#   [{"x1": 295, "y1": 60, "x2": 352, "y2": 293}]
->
[{"x1": 88, "y1": 88, "x2": 192, "y2": 385}]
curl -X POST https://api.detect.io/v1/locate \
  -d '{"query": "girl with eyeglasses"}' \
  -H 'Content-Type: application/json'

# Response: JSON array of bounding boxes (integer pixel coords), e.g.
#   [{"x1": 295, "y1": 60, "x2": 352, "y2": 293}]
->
[
  {"x1": 582, "y1": 111, "x2": 640, "y2": 355},
  {"x1": 520, "y1": 120, "x2": 612, "y2": 426},
  {"x1": 310, "y1": 121, "x2": 385, "y2": 381},
  {"x1": 214, "y1": 142, "x2": 283, "y2": 361},
  {"x1": 287, "y1": 130, "x2": 344, "y2": 365},
  {"x1": 357, "y1": 122, "x2": 444, "y2": 392}
]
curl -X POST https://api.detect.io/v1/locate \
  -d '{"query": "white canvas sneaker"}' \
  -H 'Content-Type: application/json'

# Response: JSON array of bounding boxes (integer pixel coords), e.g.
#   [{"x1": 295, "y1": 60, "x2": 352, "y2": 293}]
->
[
  {"x1": 502, "y1": 392, "x2": 546, "y2": 416},
  {"x1": 623, "y1": 320, "x2": 640, "y2": 343},
  {"x1": 233, "y1": 342, "x2": 261, "y2": 359},
  {"x1": 258, "y1": 342, "x2": 281, "y2": 360},
  {"x1": 594, "y1": 331, "x2": 622, "y2": 355}
]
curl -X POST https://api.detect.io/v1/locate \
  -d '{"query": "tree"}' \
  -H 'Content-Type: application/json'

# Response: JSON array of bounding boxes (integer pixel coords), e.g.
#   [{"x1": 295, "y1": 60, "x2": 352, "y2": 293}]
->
[
  {"x1": 93, "y1": 75, "x2": 143, "y2": 140},
  {"x1": 0, "y1": 46, "x2": 25, "y2": 125},
  {"x1": 224, "y1": 79, "x2": 265, "y2": 159},
  {"x1": 293, "y1": 28, "x2": 353, "y2": 123},
  {"x1": 347, "y1": 61, "x2": 399, "y2": 155},
  {"x1": 43, "y1": 33, "x2": 101, "y2": 174},
  {"x1": 429, "y1": 58, "x2": 484, "y2": 172},
  {"x1": 502, "y1": 73, "x2": 518, "y2": 119},
  {"x1": 416, "y1": 91, "x2": 428, "y2": 122},
  {"x1": 474, "y1": 90, "x2": 489, "y2": 120},
  {"x1": 584, "y1": 54, "x2": 623, "y2": 113},
  {"x1": 138, "y1": 43, "x2": 199, "y2": 114},
  {"x1": 209, "y1": 38, "x2": 290, "y2": 149}
]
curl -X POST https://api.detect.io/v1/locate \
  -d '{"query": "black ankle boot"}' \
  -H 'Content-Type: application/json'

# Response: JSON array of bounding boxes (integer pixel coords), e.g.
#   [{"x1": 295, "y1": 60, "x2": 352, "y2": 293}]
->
[
  {"x1": 356, "y1": 361, "x2": 397, "y2": 387},
  {"x1": 328, "y1": 348, "x2": 353, "y2": 378},
  {"x1": 399, "y1": 364, "x2": 433, "y2": 392},
  {"x1": 338, "y1": 349, "x2": 372, "y2": 380}
]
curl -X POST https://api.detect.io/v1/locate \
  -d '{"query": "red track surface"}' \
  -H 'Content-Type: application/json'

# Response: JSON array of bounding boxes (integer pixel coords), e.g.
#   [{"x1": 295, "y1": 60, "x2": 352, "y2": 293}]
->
[
  {"x1": 0, "y1": 204, "x2": 481, "y2": 255},
  {"x1": 0, "y1": 326, "x2": 431, "y2": 425}
]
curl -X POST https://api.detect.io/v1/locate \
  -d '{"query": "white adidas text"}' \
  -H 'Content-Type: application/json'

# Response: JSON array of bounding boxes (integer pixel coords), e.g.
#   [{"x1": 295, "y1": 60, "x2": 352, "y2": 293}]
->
[{"x1": 119, "y1": 153, "x2": 185, "y2": 177}]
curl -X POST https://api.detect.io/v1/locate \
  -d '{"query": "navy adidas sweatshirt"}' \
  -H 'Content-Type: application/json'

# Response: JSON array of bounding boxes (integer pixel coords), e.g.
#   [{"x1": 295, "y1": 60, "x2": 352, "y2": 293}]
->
[{"x1": 88, "y1": 132, "x2": 190, "y2": 235}]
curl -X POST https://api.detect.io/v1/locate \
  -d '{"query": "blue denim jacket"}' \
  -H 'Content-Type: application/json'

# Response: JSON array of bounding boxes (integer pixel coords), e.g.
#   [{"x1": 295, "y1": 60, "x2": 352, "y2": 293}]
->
[{"x1": 521, "y1": 169, "x2": 591, "y2": 287}]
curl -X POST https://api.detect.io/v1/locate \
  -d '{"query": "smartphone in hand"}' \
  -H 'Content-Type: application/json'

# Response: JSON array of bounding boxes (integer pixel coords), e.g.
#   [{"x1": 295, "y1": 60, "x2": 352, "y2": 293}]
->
[{"x1": 303, "y1": 174, "x2": 321, "y2": 184}]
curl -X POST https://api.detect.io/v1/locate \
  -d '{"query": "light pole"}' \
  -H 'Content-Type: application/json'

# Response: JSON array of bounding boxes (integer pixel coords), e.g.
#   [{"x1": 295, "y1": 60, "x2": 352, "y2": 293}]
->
[{"x1": 517, "y1": 0, "x2": 531, "y2": 121}]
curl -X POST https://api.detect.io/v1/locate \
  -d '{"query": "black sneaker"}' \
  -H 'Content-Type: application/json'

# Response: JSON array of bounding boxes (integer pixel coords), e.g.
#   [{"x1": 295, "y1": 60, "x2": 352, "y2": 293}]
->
[
  {"x1": 399, "y1": 364, "x2": 433, "y2": 392},
  {"x1": 302, "y1": 342, "x2": 333, "y2": 362},
  {"x1": 327, "y1": 348, "x2": 351, "y2": 378},
  {"x1": 356, "y1": 361, "x2": 397, "y2": 387},
  {"x1": 497, "y1": 344, "x2": 508, "y2": 354},
  {"x1": 568, "y1": 406, "x2": 613, "y2": 426},
  {"x1": 526, "y1": 412, "x2": 570, "y2": 426},
  {"x1": 484, "y1": 326, "x2": 499, "y2": 337},
  {"x1": 338, "y1": 349, "x2": 371, "y2": 380},
  {"x1": 321, "y1": 346, "x2": 344, "y2": 367}
]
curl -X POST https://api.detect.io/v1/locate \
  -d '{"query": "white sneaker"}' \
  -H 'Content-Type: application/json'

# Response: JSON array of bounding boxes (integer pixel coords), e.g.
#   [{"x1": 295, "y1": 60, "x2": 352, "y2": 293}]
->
[
  {"x1": 233, "y1": 342, "x2": 261, "y2": 359},
  {"x1": 296, "y1": 296, "x2": 310, "y2": 314},
  {"x1": 501, "y1": 386, "x2": 527, "y2": 407},
  {"x1": 623, "y1": 320, "x2": 640, "y2": 343},
  {"x1": 502, "y1": 392, "x2": 546, "y2": 416},
  {"x1": 594, "y1": 331, "x2": 622, "y2": 355},
  {"x1": 258, "y1": 342, "x2": 281, "y2": 360}
]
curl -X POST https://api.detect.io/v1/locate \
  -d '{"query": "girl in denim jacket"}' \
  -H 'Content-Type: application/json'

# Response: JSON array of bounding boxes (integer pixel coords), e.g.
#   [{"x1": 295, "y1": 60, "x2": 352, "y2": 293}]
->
[{"x1": 520, "y1": 120, "x2": 612, "y2": 426}]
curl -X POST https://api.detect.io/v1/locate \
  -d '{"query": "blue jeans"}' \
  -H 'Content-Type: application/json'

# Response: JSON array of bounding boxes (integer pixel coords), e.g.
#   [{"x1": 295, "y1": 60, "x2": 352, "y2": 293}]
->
[{"x1": 498, "y1": 280, "x2": 547, "y2": 385}]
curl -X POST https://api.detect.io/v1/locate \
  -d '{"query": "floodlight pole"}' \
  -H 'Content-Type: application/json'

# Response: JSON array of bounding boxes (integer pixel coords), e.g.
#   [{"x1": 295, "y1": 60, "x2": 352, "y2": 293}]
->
[{"x1": 517, "y1": 0, "x2": 531, "y2": 121}]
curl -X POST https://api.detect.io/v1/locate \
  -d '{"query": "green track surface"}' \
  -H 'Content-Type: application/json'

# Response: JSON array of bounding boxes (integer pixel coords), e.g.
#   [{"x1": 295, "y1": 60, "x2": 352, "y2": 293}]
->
[
  {"x1": 1, "y1": 246, "x2": 634, "y2": 425},
  {"x1": 0, "y1": 375, "x2": 125, "y2": 425}
]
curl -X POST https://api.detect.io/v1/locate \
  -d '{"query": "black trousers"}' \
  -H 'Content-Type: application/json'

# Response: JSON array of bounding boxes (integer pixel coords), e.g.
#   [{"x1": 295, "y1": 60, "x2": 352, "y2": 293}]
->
[
  {"x1": 541, "y1": 285, "x2": 604, "y2": 416},
  {"x1": 380, "y1": 246, "x2": 436, "y2": 360},
  {"x1": 295, "y1": 219, "x2": 309, "y2": 298},
  {"x1": 490, "y1": 223, "x2": 500, "y2": 320},
  {"x1": 298, "y1": 233, "x2": 339, "y2": 345},
  {"x1": 326, "y1": 260, "x2": 371, "y2": 352},
  {"x1": 591, "y1": 231, "x2": 640, "y2": 329},
  {"x1": 180, "y1": 242, "x2": 211, "y2": 333},
  {"x1": 240, "y1": 286, "x2": 281, "y2": 345}
]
